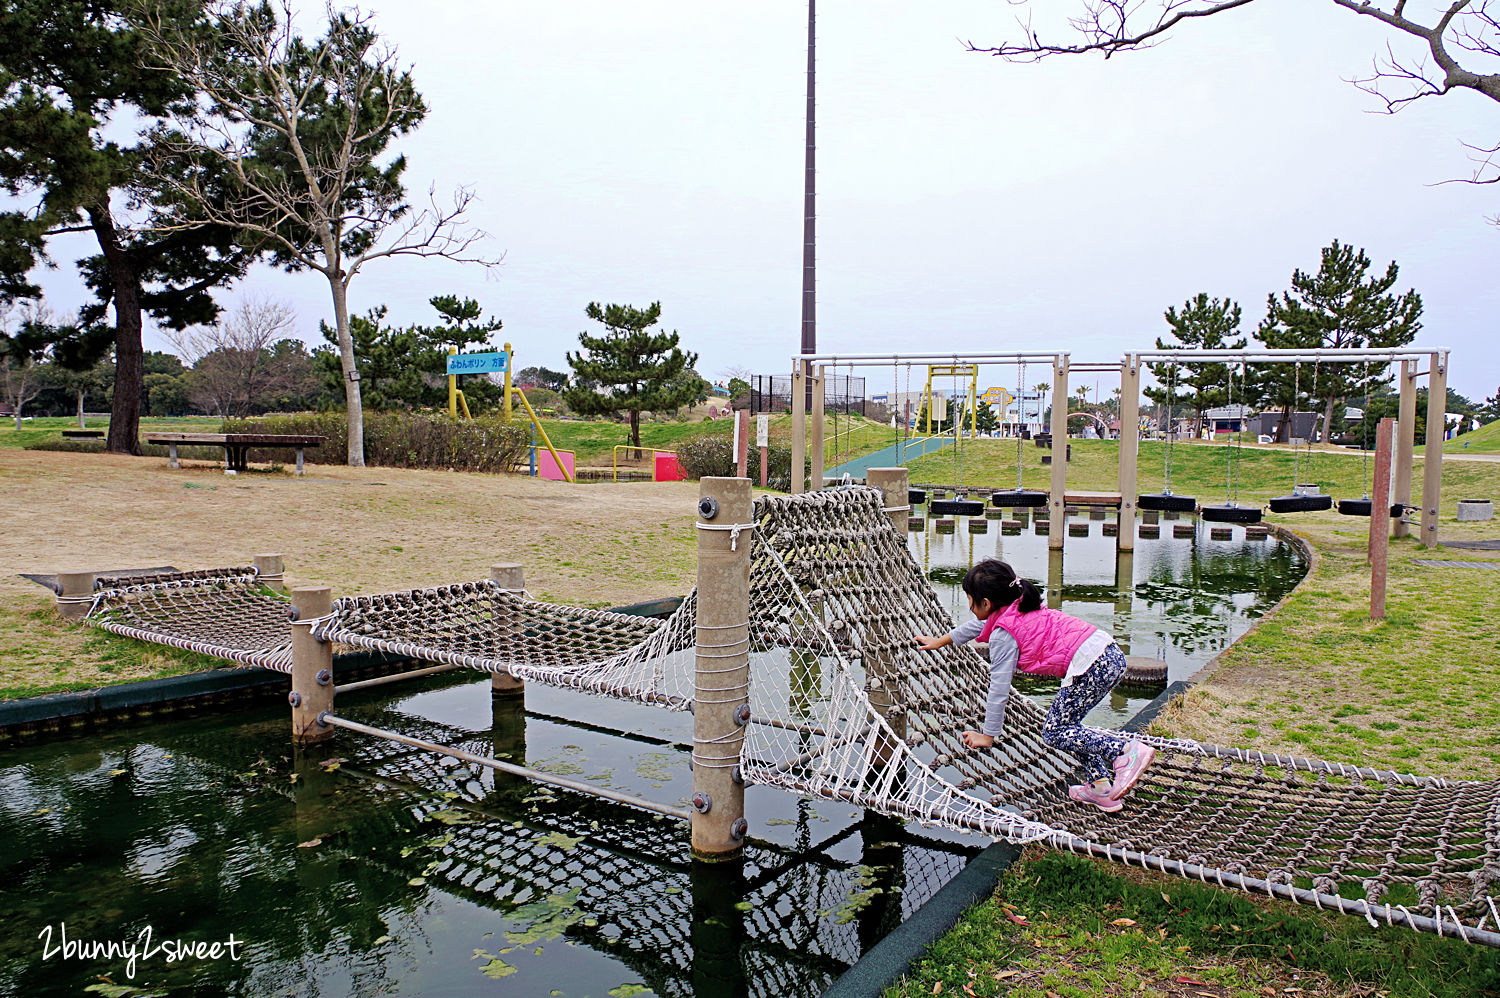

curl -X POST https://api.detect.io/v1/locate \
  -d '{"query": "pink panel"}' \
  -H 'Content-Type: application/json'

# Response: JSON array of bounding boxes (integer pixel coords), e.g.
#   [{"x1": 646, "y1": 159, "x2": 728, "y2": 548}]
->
[
  {"x1": 654, "y1": 452, "x2": 686, "y2": 482},
  {"x1": 539, "y1": 448, "x2": 575, "y2": 481}
]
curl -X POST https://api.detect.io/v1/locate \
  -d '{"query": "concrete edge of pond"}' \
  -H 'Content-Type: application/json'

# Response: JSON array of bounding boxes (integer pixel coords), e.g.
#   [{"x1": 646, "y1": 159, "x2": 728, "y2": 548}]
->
[
  {"x1": 819, "y1": 840, "x2": 1024, "y2": 998},
  {"x1": 0, "y1": 596, "x2": 688, "y2": 744},
  {"x1": 1184, "y1": 522, "x2": 1318, "y2": 687},
  {"x1": 819, "y1": 681, "x2": 1193, "y2": 998},
  {"x1": 0, "y1": 649, "x2": 407, "y2": 744}
]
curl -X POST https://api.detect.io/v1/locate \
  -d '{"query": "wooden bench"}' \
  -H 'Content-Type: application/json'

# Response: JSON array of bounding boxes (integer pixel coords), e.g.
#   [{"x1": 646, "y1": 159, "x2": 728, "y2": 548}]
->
[
  {"x1": 60, "y1": 428, "x2": 105, "y2": 439},
  {"x1": 145, "y1": 433, "x2": 326, "y2": 475}
]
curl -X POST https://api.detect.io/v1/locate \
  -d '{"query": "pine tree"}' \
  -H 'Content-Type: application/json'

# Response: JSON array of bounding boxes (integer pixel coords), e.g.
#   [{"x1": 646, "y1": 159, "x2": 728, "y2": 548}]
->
[
  {"x1": 1255, "y1": 240, "x2": 1422, "y2": 444},
  {"x1": 0, "y1": 1, "x2": 255, "y2": 453},
  {"x1": 564, "y1": 302, "x2": 701, "y2": 447},
  {"x1": 1143, "y1": 294, "x2": 1246, "y2": 436}
]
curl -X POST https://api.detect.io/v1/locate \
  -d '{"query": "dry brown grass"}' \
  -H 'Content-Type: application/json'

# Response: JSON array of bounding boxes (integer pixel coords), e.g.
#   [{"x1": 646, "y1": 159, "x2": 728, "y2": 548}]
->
[{"x1": 0, "y1": 449, "x2": 701, "y2": 696}]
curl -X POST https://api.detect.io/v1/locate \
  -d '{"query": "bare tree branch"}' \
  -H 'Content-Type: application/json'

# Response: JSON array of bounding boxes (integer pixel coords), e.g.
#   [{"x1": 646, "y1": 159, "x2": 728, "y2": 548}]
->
[
  {"x1": 970, "y1": 1, "x2": 1500, "y2": 205},
  {"x1": 131, "y1": 0, "x2": 503, "y2": 465}
]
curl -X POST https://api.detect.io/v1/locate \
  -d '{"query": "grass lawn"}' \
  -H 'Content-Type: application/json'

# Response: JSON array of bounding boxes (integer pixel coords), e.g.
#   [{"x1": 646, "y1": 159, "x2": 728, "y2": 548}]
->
[
  {"x1": 1447, "y1": 417, "x2": 1500, "y2": 454},
  {"x1": 540, "y1": 412, "x2": 899, "y2": 469},
  {"x1": 885, "y1": 850, "x2": 1498, "y2": 998},
  {"x1": 0, "y1": 414, "x2": 221, "y2": 451}
]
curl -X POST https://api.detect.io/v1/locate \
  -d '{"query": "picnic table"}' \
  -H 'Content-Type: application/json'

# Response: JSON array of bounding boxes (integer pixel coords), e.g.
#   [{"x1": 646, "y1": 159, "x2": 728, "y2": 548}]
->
[{"x1": 144, "y1": 432, "x2": 325, "y2": 475}]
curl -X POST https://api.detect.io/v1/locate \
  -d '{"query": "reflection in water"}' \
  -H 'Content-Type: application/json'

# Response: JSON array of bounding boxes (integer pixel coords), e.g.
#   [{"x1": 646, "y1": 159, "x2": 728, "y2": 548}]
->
[
  {"x1": 913, "y1": 512, "x2": 1305, "y2": 726},
  {"x1": 0, "y1": 678, "x2": 978, "y2": 998}
]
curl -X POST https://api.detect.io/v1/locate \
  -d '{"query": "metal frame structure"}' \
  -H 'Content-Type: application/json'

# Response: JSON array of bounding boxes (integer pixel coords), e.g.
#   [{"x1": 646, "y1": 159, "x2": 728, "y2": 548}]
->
[
  {"x1": 789, "y1": 353, "x2": 1070, "y2": 543},
  {"x1": 1114, "y1": 348, "x2": 1447, "y2": 550},
  {"x1": 789, "y1": 347, "x2": 1450, "y2": 552}
]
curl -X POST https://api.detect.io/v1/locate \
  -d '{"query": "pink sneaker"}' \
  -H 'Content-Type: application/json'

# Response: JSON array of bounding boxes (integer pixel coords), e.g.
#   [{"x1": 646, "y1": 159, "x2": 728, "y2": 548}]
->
[
  {"x1": 1109, "y1": 741, "x2": 1156, "y2": 800},
  {"x1": 1068, "y1": 780, "x2": 1123, "y2": 813}
]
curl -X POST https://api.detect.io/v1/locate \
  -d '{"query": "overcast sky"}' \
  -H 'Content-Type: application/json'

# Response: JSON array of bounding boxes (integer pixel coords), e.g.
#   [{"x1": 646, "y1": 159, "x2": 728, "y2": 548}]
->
[{"x1": 24, "y1": 0, "x2": 1500, "y2": 403}]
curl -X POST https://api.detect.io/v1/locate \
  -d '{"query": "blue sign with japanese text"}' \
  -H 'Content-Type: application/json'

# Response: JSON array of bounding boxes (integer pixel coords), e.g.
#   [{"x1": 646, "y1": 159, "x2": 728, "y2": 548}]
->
[{"x1": 446, "y1": 351, "x2": 510, "y2": 375}]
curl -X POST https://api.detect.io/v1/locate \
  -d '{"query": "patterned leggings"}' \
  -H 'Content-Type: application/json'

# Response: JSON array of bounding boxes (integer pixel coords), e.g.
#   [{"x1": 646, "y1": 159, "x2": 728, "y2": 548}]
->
[{"x1": 1042, "y1": 643, "x2": 1131, "y2": 782}]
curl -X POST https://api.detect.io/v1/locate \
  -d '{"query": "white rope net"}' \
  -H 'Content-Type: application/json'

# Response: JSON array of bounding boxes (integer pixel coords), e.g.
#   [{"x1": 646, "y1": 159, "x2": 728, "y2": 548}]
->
[{"x1": 84, "y1": 488, "x2": 1500, "y2": 945}]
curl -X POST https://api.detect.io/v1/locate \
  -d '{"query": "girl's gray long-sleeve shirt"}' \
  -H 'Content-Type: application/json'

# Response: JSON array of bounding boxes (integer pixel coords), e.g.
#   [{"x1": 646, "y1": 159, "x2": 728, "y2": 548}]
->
[{"x1": 947, "y1": 617, "x2": 1021, "y2": 736}]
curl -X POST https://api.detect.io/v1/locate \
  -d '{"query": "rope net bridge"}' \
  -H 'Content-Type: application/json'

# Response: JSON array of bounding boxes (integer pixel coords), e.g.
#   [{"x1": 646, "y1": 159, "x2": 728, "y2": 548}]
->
[{"x1": 85, "y1": 488, "x2": 1500, "y2": 946}]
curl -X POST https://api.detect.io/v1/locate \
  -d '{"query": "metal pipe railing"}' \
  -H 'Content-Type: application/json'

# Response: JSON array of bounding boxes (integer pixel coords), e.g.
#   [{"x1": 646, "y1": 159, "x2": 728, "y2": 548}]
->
[{"x1": 318, "y1": 713, "x2": 693, "y2": 822}]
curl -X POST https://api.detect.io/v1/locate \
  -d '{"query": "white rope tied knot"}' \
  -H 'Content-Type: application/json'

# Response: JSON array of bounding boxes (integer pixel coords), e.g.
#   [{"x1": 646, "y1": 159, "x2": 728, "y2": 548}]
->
[{"x1": 695, "y1": 521, "x2": 756, "y2": 551}]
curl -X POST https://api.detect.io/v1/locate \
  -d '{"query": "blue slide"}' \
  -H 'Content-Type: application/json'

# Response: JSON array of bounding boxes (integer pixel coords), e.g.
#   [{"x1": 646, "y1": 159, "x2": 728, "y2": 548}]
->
[{"x1": 826, "y1": 436, "x2": 952, "y2": 481}]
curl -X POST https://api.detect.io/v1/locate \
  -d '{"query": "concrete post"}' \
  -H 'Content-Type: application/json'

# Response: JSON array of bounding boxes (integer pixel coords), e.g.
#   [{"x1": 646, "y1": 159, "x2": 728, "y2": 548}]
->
[
  {"x1": 289, "y1": 586, "x2": 335, "y2": 746},
  {"x1": 254, "y1": 553, "x2": 286, "y2": 593},
  {"x1": 866, "y1": 467, "x2": 910, "y2": 533},
  {"x1": 1117, "y1": 354, "x2": 1141, "y2": 552},
  {"x1": 791, "y1": 366, "x2": 807, "y2": 494},
  {"x1": 55, "y1": 571, "x2": 96, "y2": 620},
  {"x1": 1370, "y1": 417, "x2": 1395, "y2": 619},
  {"x1": 1048, "y1": 355, "x2": 1069, "y2": 550},
  {"x1": 693, "y1": 477, "x2": 752, "y2": 860},
  {"x1": 1393, "y1": 360, "x2": 1417, "y2": 539},
  {"x1": 490, "y1": 563, "x2": 526, "y2": 698},
  {"x1": 810, "y1": 365, "x2": 826, "y2": 488},
  {"x1": 1420, "y1": 351, "x2": 1447, "y2": 549}
]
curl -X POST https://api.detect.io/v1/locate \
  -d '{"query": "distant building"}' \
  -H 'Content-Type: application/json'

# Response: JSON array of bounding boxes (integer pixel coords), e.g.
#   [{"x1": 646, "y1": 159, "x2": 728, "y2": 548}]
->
[
  {"x1": 1201, "y1": 405, "x2": 1253, "y2": 435},
  {"x1": 1248, "y1": 411, "x2": 1320, "y2": 442}
]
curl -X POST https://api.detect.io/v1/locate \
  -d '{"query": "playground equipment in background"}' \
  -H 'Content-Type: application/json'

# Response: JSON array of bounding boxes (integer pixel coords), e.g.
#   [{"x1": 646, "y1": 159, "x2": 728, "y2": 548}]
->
[
  {"x1": 446, "y1": 342, "x2": 514, "y2": 421},
  {"x1": 1268, "y1": 360, "x2": 1334, "y2": 514},
  {"x1": 530, "y1": 444, "x2": 576, "y2": 481},
  {"x1": 1138, "y1": 362, "x2": 1197, "y2": 513},
  {"x1": 989, "y1": 359, "x2": 1050, "y2": 508},
  {"x1": 790, "y1": 347, "x2": 1451, "y2": 553},
  {"x1": 1199, "y1": 364, "x2": 1264, "y2": 525},
  {"x1": 509, "y1": 381, "x2": 573, "y2": 483},
  {"x1": 919, "y1": 363, "x2": 979, "y2": 437},
  {"x1": 612, "y1": 446, "x2": 687, "y2": 483}
]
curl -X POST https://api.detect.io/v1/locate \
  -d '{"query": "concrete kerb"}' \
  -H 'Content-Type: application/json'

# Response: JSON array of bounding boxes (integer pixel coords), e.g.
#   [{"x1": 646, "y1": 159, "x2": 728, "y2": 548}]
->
[{"x1": 821, "y1": 682, "x2": 1191, "y2": 998}]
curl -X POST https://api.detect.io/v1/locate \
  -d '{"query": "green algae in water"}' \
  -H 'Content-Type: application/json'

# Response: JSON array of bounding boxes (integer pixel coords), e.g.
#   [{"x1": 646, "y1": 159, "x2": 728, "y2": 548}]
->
[
  {"x1": 536, "y1": 831, "x2": 583, "y2": 852},
  {"x1": 827, "y1": 865, "x2": 888, "y2": 925},
  {"x1": 503, "y1": 890, "x2": 587, "y2": 946}
]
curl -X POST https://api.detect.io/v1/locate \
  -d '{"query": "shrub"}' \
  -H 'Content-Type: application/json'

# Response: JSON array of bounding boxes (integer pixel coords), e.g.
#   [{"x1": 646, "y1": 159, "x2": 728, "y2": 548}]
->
[
  {"x1": 225, "y1": 411, "x2": 531, "y2": 473},
  {"x1": 676, "y1": 434, "x2": 734, "y2": 479},
  {"x1": 675, "y1": 432, "x2": 808, "y2": 491}
]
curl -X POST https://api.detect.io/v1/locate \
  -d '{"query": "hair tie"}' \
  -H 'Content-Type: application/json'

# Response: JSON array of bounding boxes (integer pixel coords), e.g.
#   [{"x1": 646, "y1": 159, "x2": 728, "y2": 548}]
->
[{"x1": 1011, "y1": 578, "x2": 1022, "y2": 588}]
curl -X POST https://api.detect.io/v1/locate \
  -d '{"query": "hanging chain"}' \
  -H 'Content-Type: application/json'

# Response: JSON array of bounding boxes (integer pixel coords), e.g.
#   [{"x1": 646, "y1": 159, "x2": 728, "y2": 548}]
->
[
  {"x1": 1016, "y1": 360, "x2": 1026, "y2": 491},
  {"x1": 1224, "y1": 363, "x2": 1235, "y2": 504},
  {"x1": 1292, "y1": 361, "x2": 1302, "y2": 487},
  {"x1": 1361, "y1": 359, "x2": 1371, "y2": 499},
  {"x1": 1164, "y1": 362, "x2": 1176, "y2": 493}
]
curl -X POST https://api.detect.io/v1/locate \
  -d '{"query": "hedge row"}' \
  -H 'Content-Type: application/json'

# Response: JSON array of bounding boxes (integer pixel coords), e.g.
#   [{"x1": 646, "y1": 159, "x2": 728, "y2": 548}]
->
[
  {"x1": 675, "y1": 433, "x2": 806, "y2": 491},
  {"x1": 223, "y1": 412, "x2": 531, "y2": 473}
]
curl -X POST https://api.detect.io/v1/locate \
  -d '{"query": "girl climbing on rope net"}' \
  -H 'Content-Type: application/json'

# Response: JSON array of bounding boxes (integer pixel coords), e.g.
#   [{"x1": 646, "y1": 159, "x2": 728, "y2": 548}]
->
[{"x1": 914, "y1": 558, "x2": 1155, "y2": 814}]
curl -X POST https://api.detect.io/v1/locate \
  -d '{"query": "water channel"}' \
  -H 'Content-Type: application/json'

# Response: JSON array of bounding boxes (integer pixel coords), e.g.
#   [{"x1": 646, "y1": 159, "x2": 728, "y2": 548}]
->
[{"x1": 0, "y1": 512, "x2": 1304, "y2": 997}]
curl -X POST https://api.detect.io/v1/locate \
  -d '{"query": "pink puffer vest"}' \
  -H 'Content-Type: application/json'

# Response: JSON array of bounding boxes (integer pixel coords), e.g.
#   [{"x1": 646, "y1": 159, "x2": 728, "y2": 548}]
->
[{"x1": 978, "y1": 602, "x2": 1097, "y2": 678}]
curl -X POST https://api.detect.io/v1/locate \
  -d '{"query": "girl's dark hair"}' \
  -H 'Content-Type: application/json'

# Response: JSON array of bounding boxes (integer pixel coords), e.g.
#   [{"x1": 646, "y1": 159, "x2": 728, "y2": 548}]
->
[{"x1": 961, "y1": 559, "x2": 1042, "y2": 614}]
